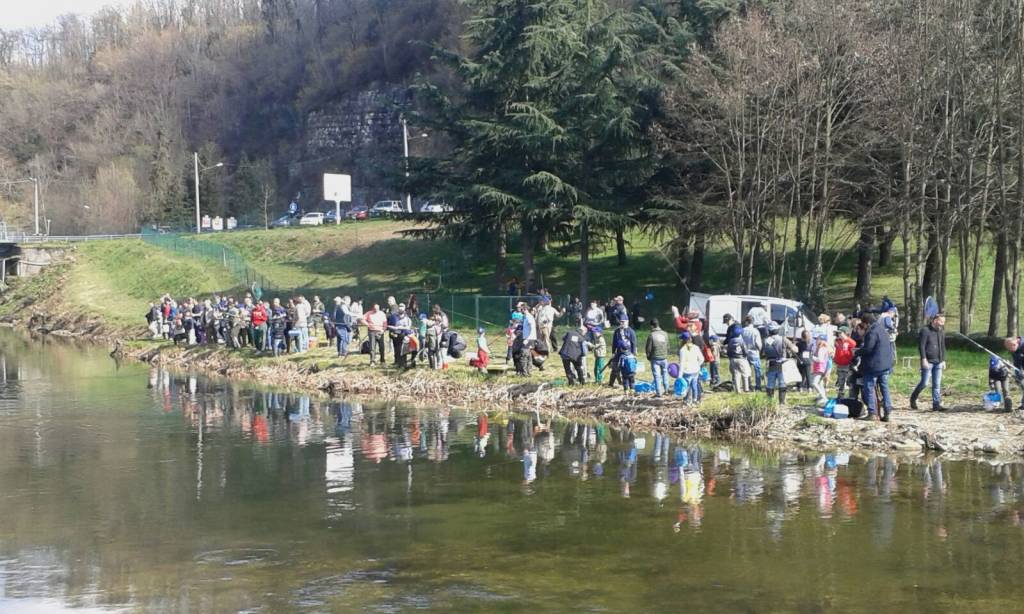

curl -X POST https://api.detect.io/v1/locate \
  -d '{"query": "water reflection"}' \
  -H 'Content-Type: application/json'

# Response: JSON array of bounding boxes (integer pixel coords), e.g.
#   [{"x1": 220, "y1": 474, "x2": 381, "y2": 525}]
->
[{"x1": 4, "y1": 338, "x2": 1024, "y2": 610}]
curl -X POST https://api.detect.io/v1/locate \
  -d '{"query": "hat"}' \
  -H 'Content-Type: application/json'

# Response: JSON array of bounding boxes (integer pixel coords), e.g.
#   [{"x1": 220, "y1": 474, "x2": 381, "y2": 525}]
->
[
  {"x1": 709, "y1": 334, "x2": 720, "y2": 341},
  {"x1": 511, "y1": 312, "x2": 524, "y2": 322},
  {"x1": 420, "y1": 313, "x2": 428, "y2": 320},
  {"x1": 620, "y1": 316, "x2": 629, "y2": 323},
  {"x1": 679, "y1": 331, "x2": 691, "y2": 342},
  {"x1": 722, "y1": 314, "x2": 733, "y2": 323},
  {"x1": 837, "y1": 325, "x2": 850, "y2": 335},
  {"x1": 766, "y1": 323, "x2": 780, "y2": 334},
  {"x1": 477, "y1": 327, "x2": 485, "y2": 335}
]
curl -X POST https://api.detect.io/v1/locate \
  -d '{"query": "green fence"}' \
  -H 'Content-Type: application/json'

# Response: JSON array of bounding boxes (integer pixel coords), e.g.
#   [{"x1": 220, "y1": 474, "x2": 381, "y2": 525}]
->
[
  {"x1": 141, "y1": 229, "x2": 277, "y2": 298},
  {"x1": 141, "y1": 229, "x2": 575, "y2": 331}
]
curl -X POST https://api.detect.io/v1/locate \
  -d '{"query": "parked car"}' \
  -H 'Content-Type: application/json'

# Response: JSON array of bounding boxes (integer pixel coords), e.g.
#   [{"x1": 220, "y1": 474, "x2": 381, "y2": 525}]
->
[
  {"x1": 370, "y1": 200, "x2": 405, "y2": 217},
  {"x1": 346, "y1": 205, "x2": 369, "y2": 220},
  {"x1": 299, "y1": 212, "x2": 325, "y2": 226},
  {"x1": 324, "y1": 209, "x2": 338, "y2": 224},
  {"x1": 419, "y1": 201, "x2": 453, "y2": 214},
  {"x1": 271, "y1": 214, "x2": 295, "y2": 228}
]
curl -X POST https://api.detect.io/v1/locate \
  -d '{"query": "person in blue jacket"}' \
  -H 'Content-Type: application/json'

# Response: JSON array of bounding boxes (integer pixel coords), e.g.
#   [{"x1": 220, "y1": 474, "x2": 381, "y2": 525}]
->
[{"x1": 858, "y1": 313, "x2": 895, "y2": 422}]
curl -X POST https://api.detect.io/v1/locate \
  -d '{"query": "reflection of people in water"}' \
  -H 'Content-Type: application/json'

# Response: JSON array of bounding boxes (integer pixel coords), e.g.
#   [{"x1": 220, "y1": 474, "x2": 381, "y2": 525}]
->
[
  {"x1": 523, "y1": 444, "x2": 538, "y2": 483},
  {"x1": 619, "y1": 441, "x2": 638, "y2": 498},
  {"x1": 474, "y1": 413, "x2": 489, "y2": 458}
]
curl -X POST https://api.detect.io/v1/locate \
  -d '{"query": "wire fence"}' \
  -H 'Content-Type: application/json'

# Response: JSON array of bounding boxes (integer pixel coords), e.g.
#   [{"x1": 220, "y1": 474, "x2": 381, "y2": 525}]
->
[
  {"x1": 141, "y1": 228, "x2": 573, "y2": 331},
  {"x1": 141, "y1": 228, "x2": 278, "y2": 298}
]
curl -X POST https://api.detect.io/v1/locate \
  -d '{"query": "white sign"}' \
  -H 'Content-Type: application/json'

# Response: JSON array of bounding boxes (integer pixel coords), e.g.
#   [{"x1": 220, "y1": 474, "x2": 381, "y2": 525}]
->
[
  {"x1": 212, "y1": 216, "x2": 223, "y2": 231},
  {"x1": 323, "y1": 173, "x2": 352, "y2": 203},
  {"x1": 201, "y1": 215, "x2": 212, "y2": 229},
  {"x1": 226, "y1": 217, "x2": 237, "y2": 230}
]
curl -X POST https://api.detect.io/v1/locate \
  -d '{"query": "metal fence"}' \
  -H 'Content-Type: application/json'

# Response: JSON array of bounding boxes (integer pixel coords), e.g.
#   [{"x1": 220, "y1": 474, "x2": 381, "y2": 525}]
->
[
  {"x1": 140, "y1": 230, "x2": 578, "y2": 331},
  {"x1": 141, "y1": 229, "x2": 277, "y2": 298}
]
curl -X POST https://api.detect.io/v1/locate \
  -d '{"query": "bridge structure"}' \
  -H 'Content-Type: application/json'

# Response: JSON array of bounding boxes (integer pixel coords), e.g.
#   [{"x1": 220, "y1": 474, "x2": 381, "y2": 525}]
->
[{"x1": 0, "y1": 232, "x2": 141, "y2": 286}]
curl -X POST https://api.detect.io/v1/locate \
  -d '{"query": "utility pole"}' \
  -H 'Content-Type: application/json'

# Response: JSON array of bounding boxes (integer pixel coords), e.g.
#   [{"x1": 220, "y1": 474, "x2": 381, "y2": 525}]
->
[
  {"x1": 402, "y1": 116, "x2": 412, "y2": 213},
  {"x1": 194, "y1": 152, "x2": 201, "y2": 234},
  {"x1": 30, "y1": 177, "x2": 39, "y2": 235}
]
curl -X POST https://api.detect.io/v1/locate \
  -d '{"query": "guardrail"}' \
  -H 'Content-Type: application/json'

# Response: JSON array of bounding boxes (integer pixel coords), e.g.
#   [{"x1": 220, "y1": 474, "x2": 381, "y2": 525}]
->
[{"x1": 0, "y1": 233, "x2": 142, "y2": 243}]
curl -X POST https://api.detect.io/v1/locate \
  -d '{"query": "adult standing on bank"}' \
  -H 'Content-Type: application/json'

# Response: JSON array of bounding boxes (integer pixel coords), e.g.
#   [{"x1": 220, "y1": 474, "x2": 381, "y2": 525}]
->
[
  {"x1": 910, "y1": 314, "x2": 947, "y2": 412},
  {"x1": 645, "y1": 319, "x2": 670, "y2": 397},
  {"x1": 859, "y1": 313, "x2": 895, "y2": 422}
]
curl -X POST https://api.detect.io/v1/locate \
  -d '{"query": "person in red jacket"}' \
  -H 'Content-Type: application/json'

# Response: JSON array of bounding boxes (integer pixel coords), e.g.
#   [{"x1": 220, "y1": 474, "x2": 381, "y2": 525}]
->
[
  {"x1": 250, "y1": 301, "x2": 269, "y2": 352},
  {"x1": 833, "y1": 327, "x2": 857, "y2": 398}
]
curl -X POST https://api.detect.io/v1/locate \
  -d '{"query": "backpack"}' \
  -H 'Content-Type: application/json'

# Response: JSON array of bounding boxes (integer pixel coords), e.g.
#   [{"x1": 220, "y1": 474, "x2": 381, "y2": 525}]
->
[
  {"x1": 620, "y1": 353, "x2": 637, "y2": 376},
  {"x1": 448, "y1": 333, "x2": 468, "y2": 358},
  {"x1": 360, "y1": 338, "x2": 371, "y2": 354},
  {"x1": 764, "y1": 337, "x2": 783, "y2": 361},
  {"x1": 726, "y1": 336, "x2": 746, "y2": 359}
]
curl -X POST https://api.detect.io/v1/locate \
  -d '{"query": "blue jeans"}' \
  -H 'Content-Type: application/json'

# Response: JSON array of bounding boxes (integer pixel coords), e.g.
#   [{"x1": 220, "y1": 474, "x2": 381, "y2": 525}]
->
[
  {"x1": 298, "y1": 326, "x2": 310, "y2": 352},
  {"x1": 863, "y1": 370, "x2": 893, "y2": 415},
  {"x1": 912, "y1": 362, "x2": 942, "y2": 407},
  {"x1": 651, "y1": 359, "x2": 668, "y2": 396},
  {"x1": 684, "y1": 372, "x2": 701, "y2": 402},
  {"x1": 747, "y1": 354, "x2": 763, "y2": 390},
  {"x1": 336, "y1": 327, "x2": 351, "y2": 356},
  {"x1": 766, "y1": 368, "x2": 784, "y2": 391}
]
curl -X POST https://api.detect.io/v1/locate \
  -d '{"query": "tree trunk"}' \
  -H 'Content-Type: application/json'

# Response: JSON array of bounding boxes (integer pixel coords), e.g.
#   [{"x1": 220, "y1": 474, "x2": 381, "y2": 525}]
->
[
  {"x1": 676, "y1": 238, "x2": 691, "y2": 289},
  {"x1": 689, "y1": 235, "x2": 705, "y2": 292},
  {"x1": 854, "y1": 224, "x2": 875, "y2": 303},
  {"x1": 579, "y1": 221, "x2": 590, "y2": 305},
  {"x1": 877, "y1": 225, "x2": 895, "y2": 267},
  {"x1": 1006, "y1": 236, "x2": 1021, "y2": 336},
  {"x1": 494, "y1": 226, "x2": 507, "y2": 293},
  {"x1": 989, "y1": 230, "x2": 1007, "y2": 337},
  {"x1": 921, "y1": 229, "x2": 940, "y2": 302},
  {"x1": 615, "y1": 228, "x2": 627, "y2": 266},
  {"x1": 521, "y1": 217, "x2": 536, "y2": 293}
]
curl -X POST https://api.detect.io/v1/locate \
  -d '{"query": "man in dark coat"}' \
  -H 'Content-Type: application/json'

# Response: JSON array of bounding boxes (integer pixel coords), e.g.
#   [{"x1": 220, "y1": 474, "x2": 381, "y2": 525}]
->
[{"x1": 859, "y1": 313, "x2": 896, "y2": 421}]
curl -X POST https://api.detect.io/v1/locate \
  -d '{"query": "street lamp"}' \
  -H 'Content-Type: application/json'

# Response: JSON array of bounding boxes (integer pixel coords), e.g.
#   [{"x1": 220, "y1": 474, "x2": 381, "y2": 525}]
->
[
  {"x1": 401, "y1": 116, "x2": 429, "y2": 213},
  {"x1": 194, "y1": 153, "x2": 224, "y2": 234}
]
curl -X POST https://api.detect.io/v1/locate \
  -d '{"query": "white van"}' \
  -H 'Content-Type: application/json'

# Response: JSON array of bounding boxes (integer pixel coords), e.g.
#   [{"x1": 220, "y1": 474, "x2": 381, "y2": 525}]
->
[{"x1": 687, "y1": 293, "x2": 811, "y2": 338}]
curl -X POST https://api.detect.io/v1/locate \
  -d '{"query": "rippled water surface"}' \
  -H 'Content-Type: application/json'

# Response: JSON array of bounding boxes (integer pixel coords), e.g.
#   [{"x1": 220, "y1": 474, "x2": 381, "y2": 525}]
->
[{"x1": 2, "y1": 332, "x2": 1024, "y2": 612}]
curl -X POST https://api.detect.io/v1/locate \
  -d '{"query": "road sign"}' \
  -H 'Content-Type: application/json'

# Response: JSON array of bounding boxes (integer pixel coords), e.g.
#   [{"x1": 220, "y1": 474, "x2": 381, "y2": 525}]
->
[{"x1": 324, "y1": 173, "x2": 352, "y2": 225}]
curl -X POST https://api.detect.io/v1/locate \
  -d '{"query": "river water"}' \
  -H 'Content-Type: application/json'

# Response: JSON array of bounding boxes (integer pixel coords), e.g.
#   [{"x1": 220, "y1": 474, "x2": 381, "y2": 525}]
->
[{"x1": 1, "y1": 331, "x2": 1024, "y2": 612}]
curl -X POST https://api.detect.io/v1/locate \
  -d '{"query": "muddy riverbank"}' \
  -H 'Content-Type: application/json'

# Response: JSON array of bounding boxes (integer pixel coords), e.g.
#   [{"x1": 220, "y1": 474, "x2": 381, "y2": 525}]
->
[{"x1": 6, "y1": 272, "x2": 1024, "y2": 460}]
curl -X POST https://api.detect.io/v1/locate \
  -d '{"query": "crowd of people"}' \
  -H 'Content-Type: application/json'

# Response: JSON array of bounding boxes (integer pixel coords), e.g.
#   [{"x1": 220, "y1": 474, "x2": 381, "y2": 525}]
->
[{"x1": 145, "y1": 290, "x2": 1024, "y2": 418}]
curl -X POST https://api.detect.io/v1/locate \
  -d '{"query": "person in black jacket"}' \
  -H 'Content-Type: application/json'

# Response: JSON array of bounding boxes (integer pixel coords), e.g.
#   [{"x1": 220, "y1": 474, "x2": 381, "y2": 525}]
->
[
  {"x1": 910, "y1": 314, "x2": 947, "y2": 411},
  {"x1": 559, "y1": 326, "x2": 589, "y2": 386},
  {"x1": 859, "y1": 313, "x2": 896, "y2": 421}
]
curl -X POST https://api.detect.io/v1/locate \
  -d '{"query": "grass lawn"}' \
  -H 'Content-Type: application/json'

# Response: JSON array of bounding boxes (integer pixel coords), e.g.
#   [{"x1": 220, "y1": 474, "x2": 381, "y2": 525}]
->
[{"x1": 65, "y1": 241, "x2": 238, "y2": 327}]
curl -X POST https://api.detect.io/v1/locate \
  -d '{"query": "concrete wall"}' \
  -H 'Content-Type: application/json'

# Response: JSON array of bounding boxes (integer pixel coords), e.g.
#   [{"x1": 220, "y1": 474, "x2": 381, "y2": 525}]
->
[{"x1": 17, "y1": 246, "x2": 67, "y2": 277}]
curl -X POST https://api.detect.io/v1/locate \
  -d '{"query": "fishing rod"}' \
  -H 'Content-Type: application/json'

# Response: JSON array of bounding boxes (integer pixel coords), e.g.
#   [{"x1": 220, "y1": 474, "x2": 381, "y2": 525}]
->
[{"x1": 952, "y1": 331, "x2": 1024, "y2": 382}]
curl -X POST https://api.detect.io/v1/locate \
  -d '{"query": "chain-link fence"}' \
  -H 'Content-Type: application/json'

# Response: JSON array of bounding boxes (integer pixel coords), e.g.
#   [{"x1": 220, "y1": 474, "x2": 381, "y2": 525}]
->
[
  {"x1": 141, "y1": 229, "x2": 277, "y2": 298},
  {"x1": 141, "y1": 229, "x2": 576, "y2": 332}
]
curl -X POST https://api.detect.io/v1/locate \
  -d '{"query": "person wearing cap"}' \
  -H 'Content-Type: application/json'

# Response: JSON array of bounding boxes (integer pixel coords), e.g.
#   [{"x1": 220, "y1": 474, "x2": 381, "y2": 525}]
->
[
  {"x1": 645, "y1": 318, "x2": 670, "y2": 397},
  {"x1": 534, "y1": 295, "x2": 564, "y2": 352},
  {"x1": 741, "y1": 316, "x2": 764, "y2": 391},
  {"x1": 911, "y1": 313, "x2": 947, "y2": 411},
  {"x1": 678, "y1": 331, "x2": 705, "y2": 403},
  {"x1": 389, "y1": 303, "x2": 413, "y2": 368},
  {"x1": 723, "y1": 313, "x2": 743, "y2": 341},
  {"x1": 332, "y1": 296, "x2": 354, "y2": 358},
  {"x1": 763, "y1": 323, "x2": 798, "y2": 405},
  {"x1": 513, "y1": 302, "x2": 538, "y2": 376},
  {"x1": 559, "y1": 325, "x2": 589, "y2": 385},
  {"x1": 609, "y1": 296, "x2": 628, "y2": 327},
  {"x1": 859, "y1": 312, "x2": 895, "y2": 421},
  {"x1": 469, "y1": 327, "x2": 491, "y2": 372},
  {"x1": 588, "y1": 325, "x2": 608, "y2": 384},
  {"x1": 609, "y1": 316, "x2": 637, "y2": 389}
]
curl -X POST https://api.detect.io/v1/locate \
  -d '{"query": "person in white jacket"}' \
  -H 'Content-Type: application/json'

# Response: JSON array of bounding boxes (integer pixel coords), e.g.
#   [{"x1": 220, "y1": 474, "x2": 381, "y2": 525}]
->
[
  {"x1": 678, "y1": 331, "x2": 705, "y2": 404},
  {"x1": 294, "y1": 296, "x2": 312, "y2": 352}
]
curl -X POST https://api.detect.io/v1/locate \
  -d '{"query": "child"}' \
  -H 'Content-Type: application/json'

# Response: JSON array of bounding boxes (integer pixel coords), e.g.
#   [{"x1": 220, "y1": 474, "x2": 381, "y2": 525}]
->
[
  {"x1": 588, "y1": 326, "x2": 607, "y2": 384},
  {"x1": 833, "y1": 328, "x2": 857, "y2": 398},
  {"x1": 704, "y1": 334, "x2": 721, "y2": 385},
  {"x1": 470, "y1": 328, "x2": 490, "y2": 372},
  {"x1": 678, "y1": 332, "x2": 705, "y2": 404},
  {"x1": 811, "y1": 336, "x2": 830, "y2": 404},
  {"x1": 989, "y1": 357, "x2": 1014, "y2": 412}
]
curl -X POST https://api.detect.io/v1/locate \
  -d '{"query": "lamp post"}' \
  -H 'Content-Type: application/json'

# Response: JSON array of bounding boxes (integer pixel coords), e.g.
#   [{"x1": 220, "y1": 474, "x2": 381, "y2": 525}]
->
[
  {"x1": 194, "y1": 153, "x2": 224, "y2": 234},
  {"x1": 401, "y1": 117, "x2": 428, "y2": 213},
  {"x1": 30, "y1": 178, "x2": 38, "y2": 235}
]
